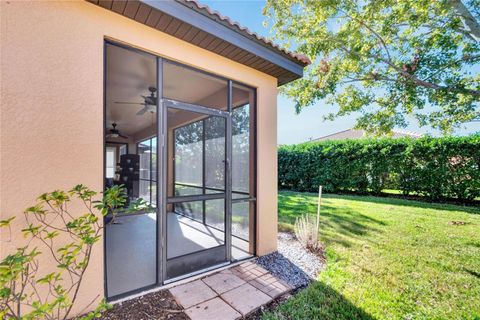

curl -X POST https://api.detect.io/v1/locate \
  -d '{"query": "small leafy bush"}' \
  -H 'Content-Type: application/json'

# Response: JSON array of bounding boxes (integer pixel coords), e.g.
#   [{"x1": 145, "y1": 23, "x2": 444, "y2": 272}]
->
[
  {"x1": 0, "y1": 184, "x2": 136, "y2": 320},
  {"x1": 278, "y1": 134, "x2": 480, "y2": 201}
]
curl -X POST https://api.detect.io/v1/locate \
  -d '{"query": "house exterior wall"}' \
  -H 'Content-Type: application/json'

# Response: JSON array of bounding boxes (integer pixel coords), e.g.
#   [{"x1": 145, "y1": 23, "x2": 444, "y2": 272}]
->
[{"x1": 0, "y1": 0, "x2": 277, "y2": 315}]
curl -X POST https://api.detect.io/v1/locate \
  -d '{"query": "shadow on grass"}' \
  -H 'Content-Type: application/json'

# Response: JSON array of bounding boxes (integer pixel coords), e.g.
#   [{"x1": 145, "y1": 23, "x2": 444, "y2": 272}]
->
[
  {"x1": 265, "y1": 280, "x2": 375, "y2": 320},
  {"x1": 279, "y1": 193, "x2": 386, "y2": 248},
  {"x1": 258, "y1": 252, "x2": 374, "y2": 320},
  {"x1": 335, "y1": 193, "x2": 480, "y2": 215},
  {"x1": 281, "y1": 190, "x2": 480, "y2": 215},
  {"x1": 466, "y1": 241, "x2": 480, "y2": 249},
  {"x1": 464, "y1": 269, "x2": 480, "y2": 279}
]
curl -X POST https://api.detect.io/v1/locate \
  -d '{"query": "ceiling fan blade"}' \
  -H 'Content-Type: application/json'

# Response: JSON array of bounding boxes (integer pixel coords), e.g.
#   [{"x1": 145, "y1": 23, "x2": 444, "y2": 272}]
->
[
  {"x1": 118, "y1": 134, "x2": 129, "y2": 139},
  {"x1": 114, "y1": 101, "x2": 144, "y2": 105},
  {"x1": 136, "y1": 107, "x2": 148, "y2": 116}
]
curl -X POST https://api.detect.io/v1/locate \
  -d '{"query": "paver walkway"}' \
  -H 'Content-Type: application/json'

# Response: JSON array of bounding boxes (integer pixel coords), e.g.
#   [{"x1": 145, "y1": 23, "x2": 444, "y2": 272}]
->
[{"x1": 169, "y1": 261, "x2": 292, "y2": 320}]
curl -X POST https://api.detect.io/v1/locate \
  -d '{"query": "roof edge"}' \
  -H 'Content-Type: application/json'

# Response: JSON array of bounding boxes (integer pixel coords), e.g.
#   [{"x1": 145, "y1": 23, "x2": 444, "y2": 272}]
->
[
  {"x1": 142, "y1": 0, "x2": 307, "y2": 77},
  {"x1": 178, "y1": 0, "x2": 311, "y2": 67},
  {"x1": 87, "y1": 0, "x2": 309, "y2": 85}
]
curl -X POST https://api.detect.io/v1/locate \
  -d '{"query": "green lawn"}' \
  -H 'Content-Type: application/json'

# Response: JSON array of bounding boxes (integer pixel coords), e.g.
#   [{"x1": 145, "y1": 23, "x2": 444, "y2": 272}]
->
[{"x1": 264, "y1": 191, "x2": 480, "y2": 320}]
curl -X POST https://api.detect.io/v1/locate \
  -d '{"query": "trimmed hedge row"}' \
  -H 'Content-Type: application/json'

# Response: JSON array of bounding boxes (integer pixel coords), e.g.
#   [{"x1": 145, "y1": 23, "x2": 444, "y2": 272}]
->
[{"x1": 278, "y1": 135, "x2": 480, "y2": 201}]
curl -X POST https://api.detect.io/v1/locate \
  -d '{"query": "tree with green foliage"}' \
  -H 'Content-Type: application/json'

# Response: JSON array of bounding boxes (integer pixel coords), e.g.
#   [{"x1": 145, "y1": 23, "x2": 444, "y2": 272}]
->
[
  {"x1": 264, "y1": 0, "x2": 480, "y2": 134},
  {"x1": 0, "y1": 184, "x2": 150, "y2": 320}
]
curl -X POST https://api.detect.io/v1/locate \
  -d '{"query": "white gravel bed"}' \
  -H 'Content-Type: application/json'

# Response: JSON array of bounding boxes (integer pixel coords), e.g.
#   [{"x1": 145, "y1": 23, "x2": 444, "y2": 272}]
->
[{"x1": 255, "y1": 232, "x2": 325, "y2": 289}]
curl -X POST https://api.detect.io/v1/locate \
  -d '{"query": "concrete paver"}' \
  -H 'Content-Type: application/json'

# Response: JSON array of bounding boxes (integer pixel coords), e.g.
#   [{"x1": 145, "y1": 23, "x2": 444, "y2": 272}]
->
[
  {"x1": 249, "y1": 273, "x2": 291, "y2": 298},
  {"x1": 185, "y1": 297, "x2": 241, "y2": 320},
  {"x1": 169, "y1": 261, "x2": 290, "y2": 319},
  {"x1": 220, "y1": 283, "x2": 271, "y2": 316},
  {"x1": 202, "y1": 272, "x2": 246, "y2": 294},
  {"x1": 170, "y1": 279, "x2": 217, "y2": 309}
]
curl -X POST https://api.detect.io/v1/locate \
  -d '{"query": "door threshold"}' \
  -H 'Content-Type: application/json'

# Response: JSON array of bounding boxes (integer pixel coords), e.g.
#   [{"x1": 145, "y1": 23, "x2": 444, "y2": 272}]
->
[
  {"x1": 109, "y1": 257, "x2": 255, "y2": 305},
  {"x1": 164, "y1": 261, "x2": 231, "y2": 285}
]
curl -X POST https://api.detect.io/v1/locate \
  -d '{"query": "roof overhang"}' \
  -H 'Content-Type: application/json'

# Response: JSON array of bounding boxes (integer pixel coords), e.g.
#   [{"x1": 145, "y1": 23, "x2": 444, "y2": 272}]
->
[{"x1": 87, "y1": 0, "x2": 310, "y2": 86}]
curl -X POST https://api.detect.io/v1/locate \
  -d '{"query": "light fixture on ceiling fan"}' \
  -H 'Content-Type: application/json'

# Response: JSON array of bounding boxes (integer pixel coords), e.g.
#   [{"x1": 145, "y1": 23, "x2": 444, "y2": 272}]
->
[
  {"x1": 114, "y1": 86, "x2": 157, "y2": 115},
  {"x1": 106, "y1": 122, "x2": 128, "y2": 139}
]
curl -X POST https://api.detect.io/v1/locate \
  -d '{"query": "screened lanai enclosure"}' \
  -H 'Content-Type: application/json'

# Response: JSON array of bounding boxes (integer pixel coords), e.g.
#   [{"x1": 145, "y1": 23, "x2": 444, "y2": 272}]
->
[{"x1": 104, "y1": 42, "x2": 256, "y2": 299}]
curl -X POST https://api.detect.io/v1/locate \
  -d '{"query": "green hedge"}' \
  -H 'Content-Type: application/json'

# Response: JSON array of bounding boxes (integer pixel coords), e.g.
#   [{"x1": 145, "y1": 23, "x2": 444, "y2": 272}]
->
[{"x1": 278, "y1": 135, "x2": 480, "y2": 201}]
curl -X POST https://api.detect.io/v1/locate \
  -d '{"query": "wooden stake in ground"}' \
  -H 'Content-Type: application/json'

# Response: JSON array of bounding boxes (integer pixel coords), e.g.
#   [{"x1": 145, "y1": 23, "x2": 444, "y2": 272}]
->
[
  {"x1": 315, "y1": 186, "x2": 322, "y2": 245},
  {"x1": 294, "y1": 185, "x2": 323, "y2": 251}
]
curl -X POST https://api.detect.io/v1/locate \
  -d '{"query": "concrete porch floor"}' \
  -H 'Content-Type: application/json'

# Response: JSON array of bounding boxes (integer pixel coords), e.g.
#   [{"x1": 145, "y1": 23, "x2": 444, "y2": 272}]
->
[
  {"x1": 169, "y1": 261, "x2": 292, "y2": 320},
  {"x1": 106, "y1": 212, "x2": 252, "y2": 297}
]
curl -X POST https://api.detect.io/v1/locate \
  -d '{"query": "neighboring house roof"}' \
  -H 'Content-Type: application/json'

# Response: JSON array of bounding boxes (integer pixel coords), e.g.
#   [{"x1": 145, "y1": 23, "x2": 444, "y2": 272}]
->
[
  {"x1": 311, "y1": 129, "x2": 423, "y2": 142},
  {"x1": 87, "y1": 0, "x2": 311, "y2": 85}
]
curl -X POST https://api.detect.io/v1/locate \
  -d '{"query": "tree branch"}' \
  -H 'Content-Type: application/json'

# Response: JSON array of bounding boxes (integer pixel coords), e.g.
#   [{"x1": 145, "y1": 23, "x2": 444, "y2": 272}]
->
[
  {"x1": 342, "y1": 74, "x2": 398, "y2": 84},
  {"x1": 368, "y1": 52, "x2": 480, "y2": 97},
  {"x1": 337, "y1": 43, "x2": 480, "y2": 97},
  {"x1": 339, "y1": 9, "x2": 392, "y2": 61},
  {"x1": 448, "y1": 0, "x2": 480, "y2": 41}
]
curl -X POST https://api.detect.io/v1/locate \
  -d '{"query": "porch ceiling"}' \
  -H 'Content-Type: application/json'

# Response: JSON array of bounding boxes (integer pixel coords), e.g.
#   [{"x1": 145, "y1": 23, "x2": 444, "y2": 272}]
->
[{"x1": 86, "y1": 0, "x2": 310, "y2": 86}]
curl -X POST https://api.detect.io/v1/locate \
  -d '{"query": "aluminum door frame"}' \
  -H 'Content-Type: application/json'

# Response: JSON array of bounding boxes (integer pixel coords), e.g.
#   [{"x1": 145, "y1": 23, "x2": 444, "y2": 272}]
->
[
  {"x1": 104, "y1": 43, "x2": 249, "y2": 300},
  {"x1": 159, "y1": 96, "x2": 232, "y2": 283}
]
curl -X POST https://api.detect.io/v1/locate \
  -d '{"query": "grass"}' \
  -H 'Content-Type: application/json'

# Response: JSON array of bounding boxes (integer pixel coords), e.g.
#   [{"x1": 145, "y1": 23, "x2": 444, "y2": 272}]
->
[
  {"x1": 381, "y1": 189, "x2": 480, "y2": 201},
  {"x1": 264, "y1": 191, "x2": 480, "y2": 320}
]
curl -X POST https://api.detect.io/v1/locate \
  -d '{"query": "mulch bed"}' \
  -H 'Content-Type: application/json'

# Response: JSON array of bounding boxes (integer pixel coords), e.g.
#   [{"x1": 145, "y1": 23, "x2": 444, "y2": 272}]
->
[{"x1": 99, "y1": 290, "x2": 188, "y2": 320}]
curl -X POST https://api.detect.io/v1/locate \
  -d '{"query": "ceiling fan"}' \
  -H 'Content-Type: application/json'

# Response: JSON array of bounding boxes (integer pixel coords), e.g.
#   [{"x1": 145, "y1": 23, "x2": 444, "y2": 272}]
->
[
  {"x1": 114, "y1": 86, "x2": 157, "y2": 115},
  {"x1": 106, "y1": 122, "x2": 128, "y2": 139}
]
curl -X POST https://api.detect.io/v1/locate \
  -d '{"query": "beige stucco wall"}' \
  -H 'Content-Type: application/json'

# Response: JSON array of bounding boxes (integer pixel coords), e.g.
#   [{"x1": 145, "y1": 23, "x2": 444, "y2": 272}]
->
[{"x1": 0, "y1": 0, "x2": 278, "y2": 314}]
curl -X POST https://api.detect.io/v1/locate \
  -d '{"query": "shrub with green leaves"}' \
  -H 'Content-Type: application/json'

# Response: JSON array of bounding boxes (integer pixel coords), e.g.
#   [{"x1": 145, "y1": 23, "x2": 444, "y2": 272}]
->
[
  {"x1": 278, "y1": 135, "x2": 480, "y2": 201},
  {"x1": 0, "y1": 184, "x2": 137, "y2": 320}
]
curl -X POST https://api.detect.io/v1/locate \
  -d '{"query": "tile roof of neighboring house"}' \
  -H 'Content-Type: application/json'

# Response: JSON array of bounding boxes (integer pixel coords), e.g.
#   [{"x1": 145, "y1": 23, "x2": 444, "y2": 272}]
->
[
  {"x1": 183, "y1": 0, "x2": 311, "y2": 66},
  {"x1": 311, "y1": 129, "x2": 423, "y2": 142}
]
